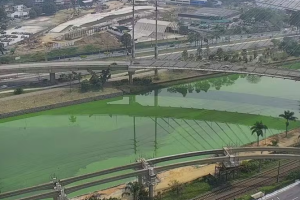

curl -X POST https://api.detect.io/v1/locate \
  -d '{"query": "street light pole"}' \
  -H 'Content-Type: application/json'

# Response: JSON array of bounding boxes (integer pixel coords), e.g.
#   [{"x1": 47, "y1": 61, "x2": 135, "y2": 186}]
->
[
  {"x1": 154, "y1": 0, "x2": 158, "y2": 75},
  {"x1": 132, "y1": 0, "x2": 135, "y2": 60}
]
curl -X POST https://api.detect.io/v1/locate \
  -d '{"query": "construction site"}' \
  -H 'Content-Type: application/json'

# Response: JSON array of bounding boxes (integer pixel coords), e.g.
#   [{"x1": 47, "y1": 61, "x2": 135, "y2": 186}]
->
[{"x1": 7, "y1": 1, "x2": 177, "y2": 56}]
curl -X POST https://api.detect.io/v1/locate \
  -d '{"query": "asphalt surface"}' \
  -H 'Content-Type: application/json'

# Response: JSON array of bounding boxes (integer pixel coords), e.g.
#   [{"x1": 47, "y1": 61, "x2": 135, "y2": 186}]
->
[{"x1": 264, "y1": 183, "x2": 300, "y2": 200}]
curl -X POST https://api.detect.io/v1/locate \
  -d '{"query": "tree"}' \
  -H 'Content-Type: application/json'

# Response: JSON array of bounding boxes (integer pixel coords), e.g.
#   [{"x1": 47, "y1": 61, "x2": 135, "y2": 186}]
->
[
  {"x1": 67, "y1": 73, "x2": 74, "y2": 91},
  {"x1": 121, "y1": 33, "x2": 131, "y2": 50},
  {"x1": 271, "y1": 39, "x2": 280, "y2": 48},
  {"x1": 122, "y1": 182, "x2": 148, "y2": 200},
  {"x1": 188, "y1": 32, "x2": 196, "y2": 46},
  {"x1": 72, "y1": 71, "x2": 82, "y2": 83},
  {"x1": 42, "y1": 2, "x2": 56, "y2": 15},
  {"x1": 279, "y1": 110, "x2": 298, "y2": 137},
  {"x1": 197, "y1": 46, "x2": 202, "y2": 57},
  {"x1": 33, "y1": 6, "x2": 42, "y2": 16},
  {"x1": 100, "y1": 68, "x2": 111, "y2": 84},
  {"x1": 181, "y1": 50, "x2": 188, "y2": 61},
  {"x1": 29, "y1": 9, "x2": 37, "y2": 19},
  {"x1": 216, "y1": 48, "x2": 224, "y2": 60},
  {"x1": 0, "y1": 7, "x2": 7, "y2": 22},
  {"x1": 290, "y1": 11, "x2": 300, "y2": 31},
  {"x1": 253, "y1": 50, "x2": 258, "y2": 59},
  {"x1": 0, "y1": 43, "x2": 5, "y2": 55},
  {"x1": 251, "y1": 121, "x2": 265, "y2": 146},
  {"x1": 189, "y1": 53, "x2": 194, "y2": 61}
]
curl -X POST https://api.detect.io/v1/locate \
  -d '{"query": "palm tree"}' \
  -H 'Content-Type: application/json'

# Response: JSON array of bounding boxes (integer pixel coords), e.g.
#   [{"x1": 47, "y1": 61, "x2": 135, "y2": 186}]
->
[
  {"x1": 263, "y1": 124, "x2": 268, "y2": 144},
  {"x1": 122, "y1": 182, "x2": 148, "y2": 200},
  {"x1": 188, "y1": 32, "x2": 196, "y2": 46},
  {"x1": 251, "y1": 121, "x2": 265, "y2": 146},
  {"x1": 279, "y1": 110, "x2": 298, "y2": 137}
]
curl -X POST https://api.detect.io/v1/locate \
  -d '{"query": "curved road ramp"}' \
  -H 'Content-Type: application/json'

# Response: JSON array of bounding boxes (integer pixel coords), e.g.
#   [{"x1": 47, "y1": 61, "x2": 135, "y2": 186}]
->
[{"x1": 1, "y1": 147, "x2": 300, "y2": 200}]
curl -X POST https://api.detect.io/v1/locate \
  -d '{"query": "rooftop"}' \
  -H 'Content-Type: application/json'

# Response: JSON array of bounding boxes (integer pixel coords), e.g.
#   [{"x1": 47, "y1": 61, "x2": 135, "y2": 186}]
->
[{"x1": 180, "y1": 7, "x2": 239, "y2": 18}]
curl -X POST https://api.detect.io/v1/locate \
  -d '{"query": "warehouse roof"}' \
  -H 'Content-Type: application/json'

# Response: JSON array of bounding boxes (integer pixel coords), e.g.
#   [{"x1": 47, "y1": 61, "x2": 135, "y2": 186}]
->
[{"x1": 180, "y1": 8, "x2": 239, "y2": 18}]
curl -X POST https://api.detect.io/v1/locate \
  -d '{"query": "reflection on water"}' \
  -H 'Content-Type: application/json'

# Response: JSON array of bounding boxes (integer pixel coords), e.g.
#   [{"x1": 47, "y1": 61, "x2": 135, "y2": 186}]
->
[{"x1": 0, "y1": 75, "x2": 299, "y2": 196}]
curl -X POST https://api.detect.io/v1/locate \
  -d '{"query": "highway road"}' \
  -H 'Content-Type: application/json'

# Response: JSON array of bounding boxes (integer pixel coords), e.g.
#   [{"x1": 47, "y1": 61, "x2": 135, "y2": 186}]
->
[
  {"x1": 0, "y1": 32, "x2": 299, "y2": 88},
  {"x1": 263, "y1": 182, "x2": 300, "y2": 200},
  {"x1": 56, "y1": 30, "x2": 297, "y2": 62}
]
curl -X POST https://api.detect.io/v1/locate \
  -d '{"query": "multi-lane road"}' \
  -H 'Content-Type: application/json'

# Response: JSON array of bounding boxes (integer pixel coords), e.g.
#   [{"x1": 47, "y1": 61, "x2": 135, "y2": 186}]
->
[{"x1": 0, "y1": 31, "x2": 299, "y2": 88}]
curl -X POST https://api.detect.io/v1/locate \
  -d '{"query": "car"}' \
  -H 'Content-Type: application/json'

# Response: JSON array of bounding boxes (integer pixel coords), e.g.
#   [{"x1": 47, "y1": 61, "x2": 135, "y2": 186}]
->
[
  {"x1": 169, "y1": 44, "x2": 175, "y2": 47},
  {"x1": 247, "y1": 35, "x2": 252, "y2": 38},
  {"x1": 0, "y1": 85, "x2": 8, "y2": 89},
  {"x1": 110, "y1": 62, "x2": 117, "y2": 65},
  {"x1": 133, "y1": 61, "x2": 140, "y2": 64},
  {"x1": 222, "y1": 65, "x2": 230, "y2": 69},
  {"x1": 204, "y1": 62, "x2": 210, "y2": 66},
  {"x1": 15, "y1": 26, "x2": 22, "y2": 29},
  {"x1": 0, "y1": 31, "x2": 6, "y2": 34}
]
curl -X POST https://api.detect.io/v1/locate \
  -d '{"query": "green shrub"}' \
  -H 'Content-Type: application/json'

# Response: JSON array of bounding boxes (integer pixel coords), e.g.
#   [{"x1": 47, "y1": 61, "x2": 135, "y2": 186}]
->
[
  {"x1": 80, "y1": 55, "x2": 87, "y2": 59},
  {"x1": 133, "y1": 77, "x2": 152, "y2": 85},
  {"x1": 80, "y1": 80, "x2": 92, "y2": 92},
  {"x1": 13, "y1": 87, "x2": 24, "y2": 95}
]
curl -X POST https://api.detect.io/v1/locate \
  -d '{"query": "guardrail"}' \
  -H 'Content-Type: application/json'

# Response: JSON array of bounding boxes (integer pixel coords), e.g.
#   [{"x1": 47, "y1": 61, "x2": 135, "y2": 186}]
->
[{"x1": 1, "y1": 147, "x2": 299, "y2": 200}]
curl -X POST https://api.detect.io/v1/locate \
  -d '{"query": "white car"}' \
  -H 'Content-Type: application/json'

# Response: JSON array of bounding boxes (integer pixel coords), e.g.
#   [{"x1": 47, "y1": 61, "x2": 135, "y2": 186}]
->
[{"x1": 0, "y1": 85, "x2": 8, "y2": 89}]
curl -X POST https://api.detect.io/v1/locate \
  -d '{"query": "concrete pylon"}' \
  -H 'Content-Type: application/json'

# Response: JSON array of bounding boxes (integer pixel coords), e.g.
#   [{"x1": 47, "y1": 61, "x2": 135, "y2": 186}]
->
[
  {"x1": 128, "y1": 70, "x2": 135, "y2": 84},
  {"x1": 50, "y1": 72, "x2": 56, "y2": 83},
  {"x1": 148, "y1": 167, "x2": 156, "y2": 200}
]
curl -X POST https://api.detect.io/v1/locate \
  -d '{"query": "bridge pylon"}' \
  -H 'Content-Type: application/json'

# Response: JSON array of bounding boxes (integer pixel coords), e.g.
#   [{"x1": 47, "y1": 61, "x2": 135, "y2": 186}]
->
[{"x1": 53, "y1": 178, "x2": 68, "y2": 200}]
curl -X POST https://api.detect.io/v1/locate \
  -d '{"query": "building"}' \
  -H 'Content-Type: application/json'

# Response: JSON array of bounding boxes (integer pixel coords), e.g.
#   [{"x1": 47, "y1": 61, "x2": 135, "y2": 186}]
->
[
  {"x1": 9, "y1": 4, "x2": 29, "y2": 18},
  {"x1": 132, "y1": 18, "x2": 177, "y2": 41},
  {"x1": 34, "y1": 0, "x2": 71, "y2": 5},
  {"x1": 178, "y1": 8, "x2": 239, "y2": 23}
]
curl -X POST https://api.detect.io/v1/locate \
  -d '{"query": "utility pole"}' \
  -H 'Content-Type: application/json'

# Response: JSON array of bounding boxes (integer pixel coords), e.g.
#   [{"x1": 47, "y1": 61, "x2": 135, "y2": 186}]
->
[
  {"x1": 132, "y1": 0, "x2": 135, "y2": 60},
  {"x1": 277, "y1": 160, "x2": 281, "y2": 183},
  {"x1": 154, "y1": 0, "x2": 158, "y2": 75}
]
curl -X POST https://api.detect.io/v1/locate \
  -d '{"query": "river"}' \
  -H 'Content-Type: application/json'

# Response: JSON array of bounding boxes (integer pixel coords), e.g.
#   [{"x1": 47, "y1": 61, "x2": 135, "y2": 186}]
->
[{"x1": 0, "y1": 74, "x2": 299, "y2": 198}]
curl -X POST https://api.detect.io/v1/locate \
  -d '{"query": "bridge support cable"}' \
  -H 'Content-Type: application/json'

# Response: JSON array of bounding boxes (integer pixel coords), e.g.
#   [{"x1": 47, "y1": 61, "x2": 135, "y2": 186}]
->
[
  {"x1": 161, "y1": 118, "x2": 199, "y2": 150},
  {"x1": 193, "y1": 120, "x2": 221, "y2": 147},
  {"x1": 182, "y1": 119, "x2": 215, "y2": 149},
  {"x1": 171, "y1": 118, "x2": 206, "y2": 150},
  {"x1": 150, "y1": 117, "x2": 194, "y2": 152}
]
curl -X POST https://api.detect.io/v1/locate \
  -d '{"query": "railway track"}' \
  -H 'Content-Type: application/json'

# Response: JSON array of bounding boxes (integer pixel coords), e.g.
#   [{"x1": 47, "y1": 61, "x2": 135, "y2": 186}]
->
[{"x1": 192, "y1": 160, "x2": 300, "y2": 200}]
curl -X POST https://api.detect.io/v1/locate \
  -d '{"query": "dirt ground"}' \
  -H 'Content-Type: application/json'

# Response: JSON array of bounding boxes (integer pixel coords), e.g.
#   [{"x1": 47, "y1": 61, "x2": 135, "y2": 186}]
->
[
  {"x1": 74, "y1": 32, "x2": 121, "y2": 48},
  {"x1": 0, "y1": 87, "x2": 121, "y2": 115},
  {"x1": 72, "y1": 128, "x2": 300, "y2": 200}
]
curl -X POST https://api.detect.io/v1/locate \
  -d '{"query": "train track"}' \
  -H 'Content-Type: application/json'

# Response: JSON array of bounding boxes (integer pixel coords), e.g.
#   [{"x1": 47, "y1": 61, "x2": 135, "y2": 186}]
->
[{"x1": 192, "y1": 160, "x2": 300, "y2": 200}]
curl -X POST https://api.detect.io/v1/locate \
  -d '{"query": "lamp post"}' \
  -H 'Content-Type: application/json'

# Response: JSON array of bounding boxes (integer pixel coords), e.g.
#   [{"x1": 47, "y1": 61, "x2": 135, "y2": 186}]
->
[
  {"x1": 132, "y1": 0, "x2": 135, "y2": 60},
  {"x1": 154, "y1": 0, "x2": 158, "y2": 75}
]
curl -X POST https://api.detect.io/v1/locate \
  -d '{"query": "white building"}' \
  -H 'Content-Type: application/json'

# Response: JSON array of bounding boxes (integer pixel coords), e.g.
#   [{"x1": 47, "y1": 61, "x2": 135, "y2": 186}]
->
[
  {"x1": 132, "y1": 18, "x2": 177, "y2": 41},
  {"x1": 10, "y1": 5, "x2": 29, "y2": 18},
  {"x1": 10, "y1": 11, "x2": 29, "y2": 18}
]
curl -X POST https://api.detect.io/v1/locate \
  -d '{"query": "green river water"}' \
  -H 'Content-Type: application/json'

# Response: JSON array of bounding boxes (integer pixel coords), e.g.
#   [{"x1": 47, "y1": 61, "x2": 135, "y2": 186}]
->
[{"x1": 0, "y1": 74, "x2": 300, "y2": 198}]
